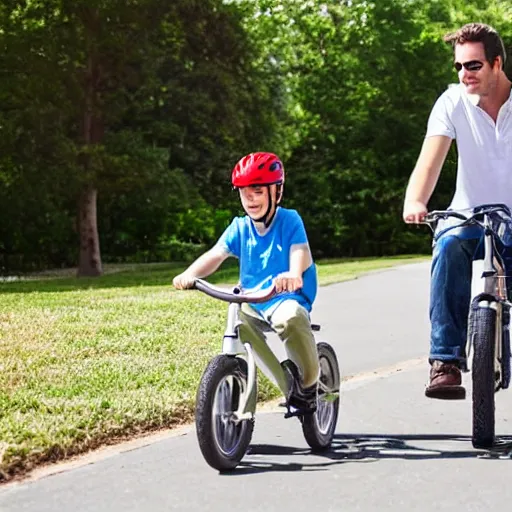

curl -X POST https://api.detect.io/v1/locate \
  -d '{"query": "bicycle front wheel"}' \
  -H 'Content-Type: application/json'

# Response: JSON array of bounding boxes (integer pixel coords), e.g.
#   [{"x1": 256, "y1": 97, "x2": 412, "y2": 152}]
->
[
  {"x1": 471, "y1": 304, "x2": 497, "y2": 449},
  {"x1": 195, "y1": 355, "x2": 254, "y2": 470}
]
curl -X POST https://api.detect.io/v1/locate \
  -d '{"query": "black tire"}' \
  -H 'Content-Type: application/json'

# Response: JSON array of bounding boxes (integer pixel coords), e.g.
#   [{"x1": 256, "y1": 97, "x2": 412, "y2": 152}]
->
[
  {"x1": 471, "y1": 305, "x2": 497, "y2": 449},
  {"x1": 501, "y1": 306, "x2": 511, "y2": 389},
  {"x1": 302, "y1": 342, "x2": 340, "y2": 451},
  {"x1": 195, "y1": 355, "x2": 254, "y2": 470}
]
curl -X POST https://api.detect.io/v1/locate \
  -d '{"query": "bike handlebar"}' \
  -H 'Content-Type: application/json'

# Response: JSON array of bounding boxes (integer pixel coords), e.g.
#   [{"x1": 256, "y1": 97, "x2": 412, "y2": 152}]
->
[
  {"x1": 423, "y1": 203, "x2": 512, "y2": 225},
  {"x1": 193, "y1": 278, "x2": 277, "y2": 304}
]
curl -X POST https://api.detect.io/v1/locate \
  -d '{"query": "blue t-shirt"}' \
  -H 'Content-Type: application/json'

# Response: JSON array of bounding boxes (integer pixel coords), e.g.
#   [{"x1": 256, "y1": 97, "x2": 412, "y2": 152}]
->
[{"x1": 216, "y1": 207, "x2": 317, "y2": 313}]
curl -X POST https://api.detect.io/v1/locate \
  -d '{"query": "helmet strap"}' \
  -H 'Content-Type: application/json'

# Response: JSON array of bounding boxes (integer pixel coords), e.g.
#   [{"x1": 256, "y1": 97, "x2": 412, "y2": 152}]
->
[
  {"x1": 252, "y1": 185, "x2": 278, "y2": 228},
  {"x1": 276, "y1": 184, "x2": 283, "y2": 203}
]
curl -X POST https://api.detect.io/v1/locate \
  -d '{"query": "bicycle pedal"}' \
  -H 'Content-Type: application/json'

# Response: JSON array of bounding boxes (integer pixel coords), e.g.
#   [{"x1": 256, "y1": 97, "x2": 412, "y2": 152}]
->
[{"x1": 284, "y1": 403, "x2": 316, "y2": 419}]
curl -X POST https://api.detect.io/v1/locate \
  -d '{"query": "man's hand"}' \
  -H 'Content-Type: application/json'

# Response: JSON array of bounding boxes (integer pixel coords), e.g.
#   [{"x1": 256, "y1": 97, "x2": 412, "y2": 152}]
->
[
  {"x1": 274, "y1": 272, "x2": 303, "y2": 293},
  {"x1": 403, "y1": 199, "x2": 428, "y2": 224},
  {"x1": 172, "y1": 272, "x2": 197, "y2": 290}
]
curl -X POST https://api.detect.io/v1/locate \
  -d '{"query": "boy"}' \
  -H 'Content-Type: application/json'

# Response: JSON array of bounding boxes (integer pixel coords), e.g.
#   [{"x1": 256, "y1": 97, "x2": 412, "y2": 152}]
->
[{"x1": 173, "y1": 152, "x2": 319, "y2": 412}]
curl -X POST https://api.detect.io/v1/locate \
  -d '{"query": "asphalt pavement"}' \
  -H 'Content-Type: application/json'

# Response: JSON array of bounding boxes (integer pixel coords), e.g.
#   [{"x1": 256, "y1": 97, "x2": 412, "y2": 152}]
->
[{"x1": 2, "y1": 261, "x2": 512, "y2": 512}]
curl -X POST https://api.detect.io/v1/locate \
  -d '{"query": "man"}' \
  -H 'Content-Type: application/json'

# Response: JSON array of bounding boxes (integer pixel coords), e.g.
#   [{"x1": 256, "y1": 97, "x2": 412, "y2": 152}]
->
[{"x1": 403, "y1": 23, "x2": 512, "y2": 399}]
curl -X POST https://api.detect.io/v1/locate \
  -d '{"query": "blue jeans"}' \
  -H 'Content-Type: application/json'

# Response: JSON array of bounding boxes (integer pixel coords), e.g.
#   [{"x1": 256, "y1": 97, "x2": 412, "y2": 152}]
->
[{"x1": 430, "y1": 224, "x2": 512, "y2": 364}]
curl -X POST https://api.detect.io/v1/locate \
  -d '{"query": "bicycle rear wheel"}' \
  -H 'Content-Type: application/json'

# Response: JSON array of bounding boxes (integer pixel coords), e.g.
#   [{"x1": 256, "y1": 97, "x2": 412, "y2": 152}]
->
[
  {"x1": 195, "y1": 355, "x2": 254, "y2": 470},
  {"x1": 470, "y1": 304, "x2": 497, "y2": 449},
  {"x1": 302, "y1": 342, "x2": 340, "y2": 451}
]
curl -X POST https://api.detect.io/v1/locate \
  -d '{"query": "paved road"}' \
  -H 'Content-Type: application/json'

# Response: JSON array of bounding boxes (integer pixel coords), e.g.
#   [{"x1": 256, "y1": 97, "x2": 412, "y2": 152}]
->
[{"x1": 2, "y1": 262, "x2": 512, "y2": 512}]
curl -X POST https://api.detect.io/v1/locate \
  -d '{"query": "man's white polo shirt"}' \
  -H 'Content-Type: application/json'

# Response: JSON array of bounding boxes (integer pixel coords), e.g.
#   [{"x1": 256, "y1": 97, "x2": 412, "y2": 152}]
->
[{"x1": 426, "y1": 83, "x2": 512, "y2": 210}]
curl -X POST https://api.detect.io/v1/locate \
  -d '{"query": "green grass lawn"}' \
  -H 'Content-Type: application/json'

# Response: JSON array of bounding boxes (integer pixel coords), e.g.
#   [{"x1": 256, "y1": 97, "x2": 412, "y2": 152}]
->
[{"x1": 0, "y1": 255, "x2": 428, "y2": 480}]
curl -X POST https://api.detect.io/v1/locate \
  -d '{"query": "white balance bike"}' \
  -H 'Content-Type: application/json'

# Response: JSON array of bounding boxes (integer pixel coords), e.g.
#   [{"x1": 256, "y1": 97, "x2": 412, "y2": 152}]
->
[{"x1": 192, "y1": 278, "x2": 340, "y2": 471}]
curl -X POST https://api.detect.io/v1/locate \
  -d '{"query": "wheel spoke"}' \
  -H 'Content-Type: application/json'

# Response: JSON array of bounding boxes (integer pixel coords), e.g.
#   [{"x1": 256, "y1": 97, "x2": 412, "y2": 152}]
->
[
  {"x1": 301, "y1": 343, "x2": 340, "y2": 451},
  {"x1": 313, "y1": 355, "x2": 336, "y2": 434},
  {"x1": 212, "y1": 373, "x2": 246, "y2": 456}
]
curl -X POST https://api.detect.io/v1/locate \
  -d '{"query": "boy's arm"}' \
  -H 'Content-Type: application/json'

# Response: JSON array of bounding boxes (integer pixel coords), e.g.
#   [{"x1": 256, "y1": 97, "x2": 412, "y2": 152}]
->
[
  {"x1": 275, "y1": 243, "x2": 312, "y2": 293},
  {"x1": 172, "y1": 246, "x2": 230, "y2": 290},
  {"x1": 403, "y1": 135, "x2": 452, "y2": 224}
]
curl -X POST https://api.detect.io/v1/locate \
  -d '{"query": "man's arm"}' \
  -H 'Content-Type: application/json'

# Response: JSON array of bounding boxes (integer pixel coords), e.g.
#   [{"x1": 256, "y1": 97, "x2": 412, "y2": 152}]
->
[
  {"x1": 172, "y1": 246, "x2": 230, "y2": 290},
  {"x1": 403, "y1": 135, "x2": 452, "y2": 224}
]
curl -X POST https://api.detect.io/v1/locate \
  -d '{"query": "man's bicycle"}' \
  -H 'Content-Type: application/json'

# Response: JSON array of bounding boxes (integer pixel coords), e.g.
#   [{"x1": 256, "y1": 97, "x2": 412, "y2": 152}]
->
[
  {"x1": 424, "y1": 203, "x2": 512, "y2": 448},
  {"x1": 191, "y1": 278, "x2": 340, "y2": 471}
]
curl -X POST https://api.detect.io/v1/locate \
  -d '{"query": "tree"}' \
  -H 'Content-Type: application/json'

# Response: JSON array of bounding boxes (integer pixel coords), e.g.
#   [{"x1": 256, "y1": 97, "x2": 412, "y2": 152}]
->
[
  {"x1": 0, "y1": 0, "x2": 282, "y2": 273},
  {"x1": 241, "y1": 0, "x2": 511, "y2": 257},
  {"x1": 1, "y1": 0, "x2": 168, "y2": 275}
]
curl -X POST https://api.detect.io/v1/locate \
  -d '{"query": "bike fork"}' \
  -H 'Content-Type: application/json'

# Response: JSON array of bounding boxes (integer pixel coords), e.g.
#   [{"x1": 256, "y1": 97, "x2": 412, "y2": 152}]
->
[
  {"x1": 232, "y1": 343, "x2": 257, "y2": 422},
  {"x1": 221, "y1": 303, "x2": 258, "y2": 422}
]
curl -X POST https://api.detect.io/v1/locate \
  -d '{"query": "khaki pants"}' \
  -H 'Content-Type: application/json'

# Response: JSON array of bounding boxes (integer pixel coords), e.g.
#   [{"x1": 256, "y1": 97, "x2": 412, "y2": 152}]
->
[{"x1": 238, "y1": 300, "x2": 319, "y2": 394}]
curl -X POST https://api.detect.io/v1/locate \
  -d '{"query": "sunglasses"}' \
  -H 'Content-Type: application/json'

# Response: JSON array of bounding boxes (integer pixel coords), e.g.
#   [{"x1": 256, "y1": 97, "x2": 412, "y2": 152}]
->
[{"x1": 454, "y1": 60, "x2": 484, "y2": 72}]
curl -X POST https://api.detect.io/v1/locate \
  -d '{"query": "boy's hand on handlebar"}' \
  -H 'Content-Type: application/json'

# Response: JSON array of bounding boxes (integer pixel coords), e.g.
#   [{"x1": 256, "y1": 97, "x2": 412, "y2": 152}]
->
[
  {"x1": 172, "y1": 272, "x2": 197, "y2": 290},
  {"x1": 403, "y1": 200, "x2": 427, "y2": 224},
  {"x1": 274, "y1": 273, "x2": 303, "y2": 293}
]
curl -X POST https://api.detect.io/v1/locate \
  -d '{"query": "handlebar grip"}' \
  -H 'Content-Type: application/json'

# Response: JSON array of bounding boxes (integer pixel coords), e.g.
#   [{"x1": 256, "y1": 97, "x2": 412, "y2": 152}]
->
[{"x1": 423, "y1": 210, "x2": 468, "y2": 223}]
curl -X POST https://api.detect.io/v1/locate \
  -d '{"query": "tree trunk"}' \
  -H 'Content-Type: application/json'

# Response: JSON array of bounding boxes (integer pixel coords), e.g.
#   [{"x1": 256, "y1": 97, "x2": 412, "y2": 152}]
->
[
  {"x1": 77, "y1": 7, "x2": 103, "y2": 277},
  {"x1": 77, "y1": 187, "x2": 102, "y2": 276}
]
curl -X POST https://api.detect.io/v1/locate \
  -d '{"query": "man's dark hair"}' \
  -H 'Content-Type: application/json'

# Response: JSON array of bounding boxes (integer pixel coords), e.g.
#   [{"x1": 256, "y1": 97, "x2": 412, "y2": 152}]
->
[{"x1": 444, "y1": 23, "x2": 506, "y2": 69}]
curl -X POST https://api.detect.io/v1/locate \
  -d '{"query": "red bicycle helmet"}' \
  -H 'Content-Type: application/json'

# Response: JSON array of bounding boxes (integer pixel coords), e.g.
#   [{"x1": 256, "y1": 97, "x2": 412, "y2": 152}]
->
[{"x1": 231, "y1": 152, "x2": 284, "y2": 188}]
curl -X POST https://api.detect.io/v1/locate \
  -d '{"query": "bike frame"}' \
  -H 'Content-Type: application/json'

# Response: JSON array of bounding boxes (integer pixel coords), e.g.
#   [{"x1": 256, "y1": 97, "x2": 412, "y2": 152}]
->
[
  {"x1": 193, "y1": 278, "x2": 336, "y2": 428},
  {"x1": 221, "y1": 301, "x2": 259, "y2": 422},
  {"x1": 471, "y1": 214, "x2": 506, "y2": 384},
  {"x1": 194, "y1": 279, "x2": 290, "y2": 423},
  {"x1": 426, "y1": 204, "x2": 512, "y2": 385}
]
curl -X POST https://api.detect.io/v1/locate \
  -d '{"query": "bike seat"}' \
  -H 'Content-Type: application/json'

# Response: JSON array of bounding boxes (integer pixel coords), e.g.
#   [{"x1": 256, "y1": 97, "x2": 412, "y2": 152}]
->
[{"x1": 311, "y1": 324, "x2": 321, "y2": 331}]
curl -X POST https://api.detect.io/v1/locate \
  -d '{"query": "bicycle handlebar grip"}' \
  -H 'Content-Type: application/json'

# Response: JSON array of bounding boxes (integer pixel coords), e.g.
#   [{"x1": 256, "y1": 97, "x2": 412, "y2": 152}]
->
[{"x1": 424, "y1": 210, "x2": 468, "y2": 223}]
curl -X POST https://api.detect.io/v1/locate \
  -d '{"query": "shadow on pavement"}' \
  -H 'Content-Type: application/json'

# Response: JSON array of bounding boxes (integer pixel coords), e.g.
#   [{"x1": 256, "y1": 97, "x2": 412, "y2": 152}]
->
[
  {"x1": 331, "y1": 433, "x2": 512, "y2": 460},
  {"x1": 225, "y1": 433, "x2": 512, "y2": 475}
]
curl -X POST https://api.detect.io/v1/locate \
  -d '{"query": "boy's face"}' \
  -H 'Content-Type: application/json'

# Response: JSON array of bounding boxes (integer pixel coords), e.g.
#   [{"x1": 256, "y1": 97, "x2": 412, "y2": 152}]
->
[{"x1": 239, "y1": 185, "x2": 278, "y2": 221}]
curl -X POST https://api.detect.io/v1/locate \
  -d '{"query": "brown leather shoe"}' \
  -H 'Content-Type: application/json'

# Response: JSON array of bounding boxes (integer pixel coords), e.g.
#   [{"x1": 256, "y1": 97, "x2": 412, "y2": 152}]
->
[{"x1": 425, "y1": 360, "x2": 466, "y2": 400}]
